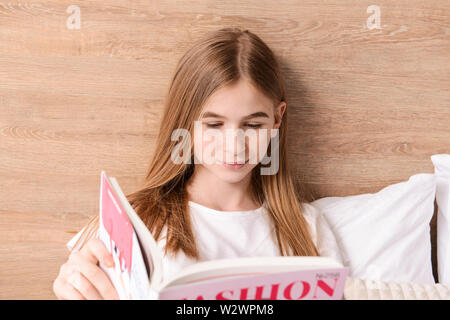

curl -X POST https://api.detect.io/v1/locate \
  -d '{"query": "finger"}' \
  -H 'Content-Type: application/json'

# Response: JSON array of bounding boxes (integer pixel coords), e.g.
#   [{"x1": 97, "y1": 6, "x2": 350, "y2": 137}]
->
[
  {"x1": 70, "y1": 253, "x2": 119, "y2": 300},
  {"x1": 53, "y1": 277, "x2": 85, "y2": 300},
  {"x1": 82, "y1": 238, "x2": 115, "y2": 269},
  {"x1": 67, "y1": 270, "x2": 103, "y2": 300},
  {"x1": 62, "y1": 282, "x2": 87, "y2": 300}
]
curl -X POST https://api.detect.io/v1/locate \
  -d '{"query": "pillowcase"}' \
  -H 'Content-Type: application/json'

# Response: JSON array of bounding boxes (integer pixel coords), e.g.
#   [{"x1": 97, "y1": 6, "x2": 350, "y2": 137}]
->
[
  {"x1": 311, "y1": 173, "x2": 436, "y2": 284},
  {"x1": 431, "y1": 154, "x2": 450, "y2": 284}
]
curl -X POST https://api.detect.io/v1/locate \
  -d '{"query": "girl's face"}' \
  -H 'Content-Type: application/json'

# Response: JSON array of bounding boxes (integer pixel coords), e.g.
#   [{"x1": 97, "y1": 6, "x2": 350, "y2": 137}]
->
[{"x1": 193, "y1": 78, "x2": 286, "y2": 184}]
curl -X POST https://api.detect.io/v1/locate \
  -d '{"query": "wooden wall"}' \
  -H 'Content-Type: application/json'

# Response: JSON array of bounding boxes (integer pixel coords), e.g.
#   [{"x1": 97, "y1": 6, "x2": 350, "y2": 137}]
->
[{"x1": 0, "y1": 0, "x2": 448, "y2": 299}]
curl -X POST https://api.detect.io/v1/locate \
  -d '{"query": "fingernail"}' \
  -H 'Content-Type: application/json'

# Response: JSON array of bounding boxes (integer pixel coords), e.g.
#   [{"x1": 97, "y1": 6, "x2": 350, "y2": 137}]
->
[{"x1": 107, "y1": 258, "x2": 114, "y2": 268}]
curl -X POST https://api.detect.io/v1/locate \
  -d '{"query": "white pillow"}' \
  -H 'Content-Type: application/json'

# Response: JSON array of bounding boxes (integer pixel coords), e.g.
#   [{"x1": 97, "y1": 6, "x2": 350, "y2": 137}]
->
[
  {"x1": 311, "y1": 173, "x2": 436, "y2": 284},
  {"x1": 431, "y1": 154, "x2": 450, "y2": 284}
]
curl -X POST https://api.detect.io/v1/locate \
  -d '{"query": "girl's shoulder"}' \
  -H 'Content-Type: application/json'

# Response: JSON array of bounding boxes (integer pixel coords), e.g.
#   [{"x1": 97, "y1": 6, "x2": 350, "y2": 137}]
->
[
  {"x1": 300, "y1": 202, "x2": 324, "y2": 236},
  {"x1": 300, "y1": 202, "x2": 345, "y2": 264},
  {"x1": 299, "y1": 202, "x2": 321, "y2": 246},
  {"x1": 300, "y1": 202, "x2": 321, "y2": 221}
]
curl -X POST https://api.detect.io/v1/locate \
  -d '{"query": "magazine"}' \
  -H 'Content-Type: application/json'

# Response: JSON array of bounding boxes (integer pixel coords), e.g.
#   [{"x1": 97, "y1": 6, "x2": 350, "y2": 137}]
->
[{"x1": 95, "y1": 170, "x2": 348, "y2": 300}]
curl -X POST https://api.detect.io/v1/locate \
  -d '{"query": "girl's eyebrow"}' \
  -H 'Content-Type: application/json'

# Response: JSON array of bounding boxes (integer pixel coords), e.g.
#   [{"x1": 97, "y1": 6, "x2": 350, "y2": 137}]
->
[{"x1": 201, "y1": 111, "x2": 269, "y2": 119}]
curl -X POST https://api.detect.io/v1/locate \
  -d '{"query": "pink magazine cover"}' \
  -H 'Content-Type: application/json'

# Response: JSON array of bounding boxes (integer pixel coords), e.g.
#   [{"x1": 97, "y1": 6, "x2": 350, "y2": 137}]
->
[
  {"x1": 158, "y1": 267, "x2": 349, "y2": 300},
  {"x1": 98, "y1": 171, "x2": 150, "y2": 300}
]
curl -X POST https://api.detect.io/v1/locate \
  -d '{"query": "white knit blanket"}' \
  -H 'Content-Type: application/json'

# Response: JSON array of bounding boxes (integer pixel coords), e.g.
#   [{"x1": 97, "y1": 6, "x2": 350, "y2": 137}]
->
[{"x1": 344, "y1": 277, "x2": 450, "y2": 300}]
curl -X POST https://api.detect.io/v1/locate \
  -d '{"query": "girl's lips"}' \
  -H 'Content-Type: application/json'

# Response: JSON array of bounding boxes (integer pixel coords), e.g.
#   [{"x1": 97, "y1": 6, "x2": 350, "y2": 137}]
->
[
  {"x1": 219, "y1": 159, "x2": 248, "y2": 169},
  {"x1": 223, "y1": 163, "x2": 245, "y2": 169}
]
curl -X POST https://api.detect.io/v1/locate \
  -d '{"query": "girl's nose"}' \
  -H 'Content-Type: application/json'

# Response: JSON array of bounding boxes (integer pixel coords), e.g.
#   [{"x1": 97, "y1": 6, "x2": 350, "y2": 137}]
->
[{"x1": 223, "y1": 128, "x2": 247, "y2": 163}]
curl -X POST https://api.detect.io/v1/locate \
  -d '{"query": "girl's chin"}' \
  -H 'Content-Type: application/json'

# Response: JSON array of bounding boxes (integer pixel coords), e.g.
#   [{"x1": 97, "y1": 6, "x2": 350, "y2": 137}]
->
[
  {"x1": 213, "y1": 164, "x2": 255, "y2": 182},
  {"x1": 215, "y1": 174, "x2": 249, "y2": 184}
]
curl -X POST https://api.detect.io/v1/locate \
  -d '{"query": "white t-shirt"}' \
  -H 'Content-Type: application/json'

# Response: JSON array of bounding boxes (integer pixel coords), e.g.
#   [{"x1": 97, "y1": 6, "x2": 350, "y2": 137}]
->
[{"x1": 67, "y1": 201, "x2": 344, "y2": 283}]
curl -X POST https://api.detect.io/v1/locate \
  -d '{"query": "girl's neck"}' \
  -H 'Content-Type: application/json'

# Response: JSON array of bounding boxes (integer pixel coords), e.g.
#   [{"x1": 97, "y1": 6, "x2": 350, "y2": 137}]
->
[{"x1": 186, "y1": 166, "x2": 259, "y2": 212}]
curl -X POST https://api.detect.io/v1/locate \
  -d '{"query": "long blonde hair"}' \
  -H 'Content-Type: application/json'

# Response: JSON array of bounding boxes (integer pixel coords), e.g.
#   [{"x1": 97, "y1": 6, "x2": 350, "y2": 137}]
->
[{"x1": 73, "y1": 27, "x2": 319, "y2": 258}]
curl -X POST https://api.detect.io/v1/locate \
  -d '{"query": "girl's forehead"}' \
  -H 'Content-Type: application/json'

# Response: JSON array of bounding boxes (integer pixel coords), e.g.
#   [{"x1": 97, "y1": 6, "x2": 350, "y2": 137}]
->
[{"x1": 201, "y1": 80, "x2": 274, "y2": 118}]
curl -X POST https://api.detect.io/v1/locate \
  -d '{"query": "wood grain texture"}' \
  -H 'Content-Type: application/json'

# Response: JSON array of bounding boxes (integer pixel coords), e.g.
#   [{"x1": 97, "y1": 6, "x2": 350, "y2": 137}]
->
[{"x1": 0, "y1": 0, "x2": 448, "y2": 299}]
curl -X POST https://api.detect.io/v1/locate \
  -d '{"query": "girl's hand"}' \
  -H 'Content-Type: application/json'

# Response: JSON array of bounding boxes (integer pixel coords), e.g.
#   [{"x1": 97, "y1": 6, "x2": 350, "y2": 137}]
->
[{"x1": 53, "y1": 237, "x2": 119, "y2": 300}]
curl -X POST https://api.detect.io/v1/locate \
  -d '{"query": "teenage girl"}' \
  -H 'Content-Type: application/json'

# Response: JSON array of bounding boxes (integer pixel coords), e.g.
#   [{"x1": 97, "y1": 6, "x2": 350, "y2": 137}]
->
[{"x1": 53, "y1": 27, "x2": 343, "y2": 300}]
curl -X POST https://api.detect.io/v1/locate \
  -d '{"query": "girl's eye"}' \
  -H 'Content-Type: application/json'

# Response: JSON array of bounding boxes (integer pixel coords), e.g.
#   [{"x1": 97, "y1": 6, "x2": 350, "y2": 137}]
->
[
  {"x1": 245, "y1": 123, "x2": 262, "y2": 128},
  {"x1": 205, "y1": 123, "x2": 222, "y2": 128},
  {"x1": 204, "y1": 122, "x2": 262, "y2": 128}
]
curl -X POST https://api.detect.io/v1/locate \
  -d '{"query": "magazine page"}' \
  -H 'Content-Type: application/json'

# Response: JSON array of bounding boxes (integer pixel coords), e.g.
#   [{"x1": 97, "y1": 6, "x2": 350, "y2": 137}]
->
[
  {"x1": 108, "y1": 176, "x2": 164, "y2": 289},
  {"x1": 158, "y1": 267, "x2": 349, "y2": 300},
  {"x1": 161, "y1": 256, "x2": 342, "y2": 289},
  {"x1": 98, "y1": 171, "x2": 151, "y2": 300}
]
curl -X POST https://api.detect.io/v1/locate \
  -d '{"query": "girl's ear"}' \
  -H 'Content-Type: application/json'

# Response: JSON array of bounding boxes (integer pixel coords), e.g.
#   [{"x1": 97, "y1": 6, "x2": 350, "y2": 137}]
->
[{"x1": 273, "y1": 101, "x2": 287, "y2": 129}]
